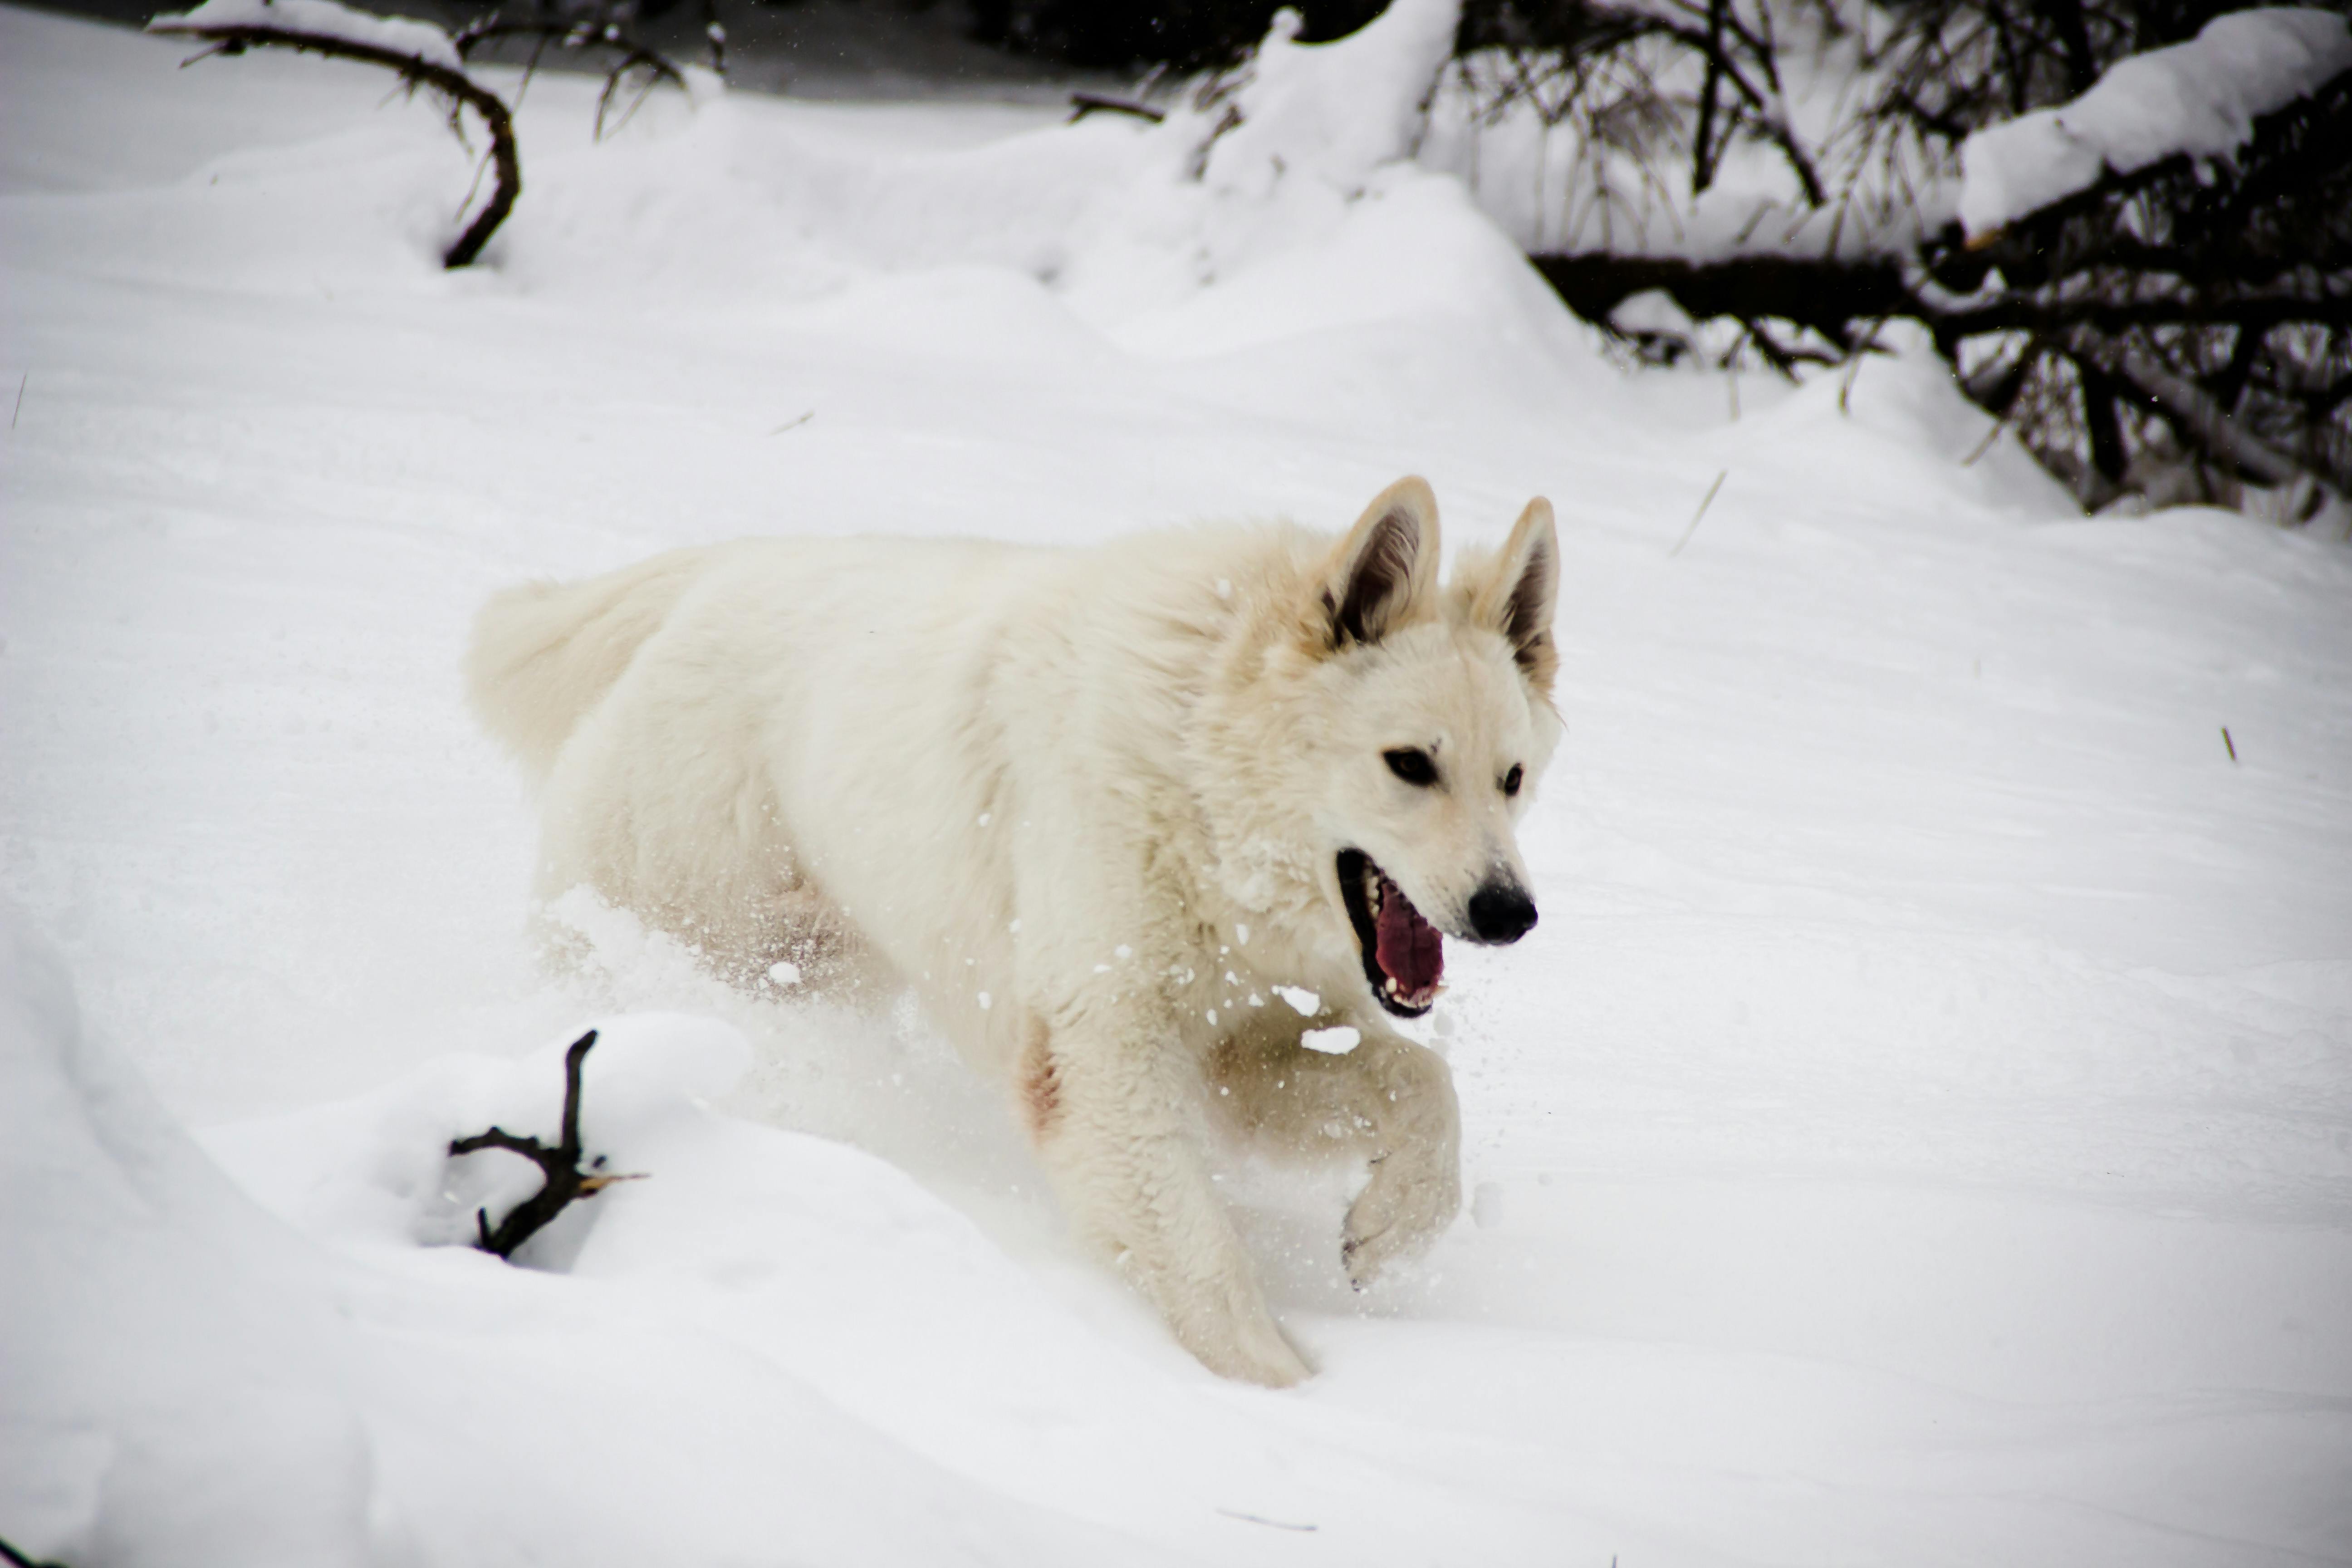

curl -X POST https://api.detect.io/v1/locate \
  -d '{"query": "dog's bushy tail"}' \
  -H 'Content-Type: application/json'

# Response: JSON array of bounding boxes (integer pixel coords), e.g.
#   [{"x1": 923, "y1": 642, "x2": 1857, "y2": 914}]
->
[{"x1": 466, "y1": 548, "x2": 707, "y2": 785}]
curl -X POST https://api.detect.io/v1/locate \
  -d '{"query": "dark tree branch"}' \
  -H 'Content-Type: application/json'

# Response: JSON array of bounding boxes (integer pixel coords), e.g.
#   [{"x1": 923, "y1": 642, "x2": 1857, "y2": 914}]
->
[
  {"x1": 2068, "y1": 329, "x2": 2310, "y2": 488},
  {"x1": 1069, "y1": 91, "x2": 1167, "y2": 123},
  {"x1": 0, "y1": 1534, "x2": 69, "y2": 1568},
  {"x1": 1690, "y1": 0, "x2": 1726, "y2": 195},
  {"x1": 147, "y1": 18, "x2": 519, "y2": 268},
  {"x1": 447, "y1": 1030, "x2": 646, "y2": 1259},
  {"x1": 1531, "y1": 251, "x2": 1916, "y2": 344}
]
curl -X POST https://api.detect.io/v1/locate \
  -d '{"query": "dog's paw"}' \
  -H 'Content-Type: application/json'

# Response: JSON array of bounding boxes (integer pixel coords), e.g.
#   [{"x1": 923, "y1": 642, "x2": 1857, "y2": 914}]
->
[
  {"x1": 1342, "y1": 1151, "x2": 1460, "y2": 1289},
  {"x1": 1137, "y1": 1243, "x2": 1315, "y2": 1387},
  {"x1": 1220, "y1": 1324, "x2": 1315, "y2": 1389},
  {"x1": 1181, "y1": 1300, "x2": 1313, "y2": 1387}
]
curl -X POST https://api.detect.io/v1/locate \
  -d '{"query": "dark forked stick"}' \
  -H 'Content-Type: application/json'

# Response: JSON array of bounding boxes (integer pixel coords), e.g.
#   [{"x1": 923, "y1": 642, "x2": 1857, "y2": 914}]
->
[{"x1": 449, "y1": 1029, "x2": 645, "y2": 1258}]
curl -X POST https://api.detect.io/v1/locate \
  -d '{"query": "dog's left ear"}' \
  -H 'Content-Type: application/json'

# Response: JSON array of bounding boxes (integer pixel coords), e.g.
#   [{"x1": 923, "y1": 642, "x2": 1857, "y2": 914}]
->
[
  {"x1": 1468, "y1": 497, "x2": 1559, "y2": 691},
  {"x1": 1324, "y1": 476, "x2": 1441, "y2": 649}
]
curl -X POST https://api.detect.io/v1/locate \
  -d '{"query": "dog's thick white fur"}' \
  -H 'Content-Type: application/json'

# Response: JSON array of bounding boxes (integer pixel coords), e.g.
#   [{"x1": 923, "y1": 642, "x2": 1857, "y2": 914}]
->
[{"x1": 468, "y1": 478, "x2": 1561, "y2": 1385}]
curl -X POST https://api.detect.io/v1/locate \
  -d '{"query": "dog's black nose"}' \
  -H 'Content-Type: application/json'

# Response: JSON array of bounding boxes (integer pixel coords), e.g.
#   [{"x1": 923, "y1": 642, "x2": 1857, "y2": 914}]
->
[{"x1": 1466, "y1": 883, "x2": 1537, "y2": 945}]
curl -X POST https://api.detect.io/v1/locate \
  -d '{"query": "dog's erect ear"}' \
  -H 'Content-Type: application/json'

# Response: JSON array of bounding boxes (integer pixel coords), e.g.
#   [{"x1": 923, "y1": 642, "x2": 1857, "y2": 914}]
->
[
  {"x1": 1469, "y1": 497, "x2": 1559, "y2": 690},
  {"x1": 1324, "y1": 477, "x2": 1441, "y2": 648}
]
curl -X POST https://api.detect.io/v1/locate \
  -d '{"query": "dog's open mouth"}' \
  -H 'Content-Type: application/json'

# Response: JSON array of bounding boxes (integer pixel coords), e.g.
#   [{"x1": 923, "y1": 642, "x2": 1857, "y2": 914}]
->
[{"x1": 1337, "y1": 848, "x2": 1442, "y2": 1018}]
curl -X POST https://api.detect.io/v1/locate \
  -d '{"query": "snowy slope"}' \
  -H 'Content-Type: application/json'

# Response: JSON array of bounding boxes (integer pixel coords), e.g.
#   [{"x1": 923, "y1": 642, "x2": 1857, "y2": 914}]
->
[{"x1": 5, "y1": 5, "x2": 2351, "y2": 1563}]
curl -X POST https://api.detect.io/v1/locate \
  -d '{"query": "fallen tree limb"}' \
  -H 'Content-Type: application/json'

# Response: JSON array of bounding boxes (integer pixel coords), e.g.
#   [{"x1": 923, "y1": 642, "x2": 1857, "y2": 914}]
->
[
  {"x1": 448, "y1": 1029, "x2": 645, "y2": 1259},
  {"x1": 2069, "y1": 330, "x2": 2306, "y2": 491},
  {"x1": 147, "y1": 14, "x2": 519, "y2": 268},
  {"x1": 1508, "y1": 24, "x2": 2350, "y2": 514},
  {"x1": 1533, "y1": 242, "x2": 2345, "y2": 504},
  {"x1": 1529, "y1": 251, "x2": 1913, "y2": 349}
]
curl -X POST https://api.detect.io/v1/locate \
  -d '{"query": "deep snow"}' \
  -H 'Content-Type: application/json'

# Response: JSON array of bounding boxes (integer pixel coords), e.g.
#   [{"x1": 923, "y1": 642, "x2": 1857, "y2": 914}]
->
[{"x1": 4, "y1": 4, "x2": 2351, "y2": 1563}]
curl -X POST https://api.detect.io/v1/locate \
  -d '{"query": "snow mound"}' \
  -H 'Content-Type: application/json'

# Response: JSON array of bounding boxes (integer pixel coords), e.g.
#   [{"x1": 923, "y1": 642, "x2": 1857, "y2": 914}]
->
[
  {"x1": 1048, "y1": 0, "x2": 1485, "y2": 337},
  {"x1": 148, "y1": 0, "x2": 464, "y2": 71},
  {"x1": 1196, "y1": 0, "x2": 1462, "y2": 201},
  {"x1": 1959, "y1": 7, "x2": 2352, "y2": 236},
  {"x1": 0, "y1": 902, "x2": 1193, "y2": 1566}
]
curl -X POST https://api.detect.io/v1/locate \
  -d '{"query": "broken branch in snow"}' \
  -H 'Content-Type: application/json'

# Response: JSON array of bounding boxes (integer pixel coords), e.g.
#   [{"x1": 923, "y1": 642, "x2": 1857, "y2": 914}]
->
[
  {"x1": 147, "y1": 3, "x2": 519, "y2": 268},
  {"x1": 448, "y1": 1029, "x2": 646, "y2": 1259}
]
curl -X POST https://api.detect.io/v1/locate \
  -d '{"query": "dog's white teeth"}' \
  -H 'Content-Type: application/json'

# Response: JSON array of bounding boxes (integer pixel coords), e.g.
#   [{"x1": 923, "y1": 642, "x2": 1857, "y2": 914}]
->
[{"x1": 1377, "y1": 974, "x2": 1438, "y2": 1009}]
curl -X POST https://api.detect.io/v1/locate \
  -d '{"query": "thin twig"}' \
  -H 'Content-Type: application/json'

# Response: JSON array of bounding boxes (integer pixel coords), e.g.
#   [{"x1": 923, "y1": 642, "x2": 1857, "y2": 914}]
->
[
  {"x1": 1069, "y1": 91, "x2": 1166, "y2": 124},
  {"x1": 9, "y1": 373, "x2": 22, "y2": 431},
  {"x1": 1961, "y1": 413, "x2": 2007, "y2": 467},
  {"x1": 1215, "y1": 1509, "x2": 1317, "y2": 1532},
  {"x1": 1671, "y1": 469, "x2": 1728, "y2": 555},
  {"x1": 1838, "y1": 316, "x2": 1885, "y2": 414},
  {"x1": 767, "y1": 409, "x2": 815, "y2": 436},
  {"x1": 2222, "y1": 726, "x2": 2238, "y2": 763}
]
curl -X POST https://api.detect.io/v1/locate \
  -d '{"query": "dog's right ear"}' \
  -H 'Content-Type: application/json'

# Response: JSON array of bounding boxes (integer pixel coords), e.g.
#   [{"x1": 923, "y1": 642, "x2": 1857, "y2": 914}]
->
[
  {"x1": 1323, "y1": 477, "x2": 1440, "y2": 649},
  {"x1": 1466, "y1": 496, "x2": 1560, "y2": 692}
]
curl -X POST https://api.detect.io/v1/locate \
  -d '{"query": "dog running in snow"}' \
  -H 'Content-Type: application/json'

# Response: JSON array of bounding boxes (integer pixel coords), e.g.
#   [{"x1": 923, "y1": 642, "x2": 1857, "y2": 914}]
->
[{"x1": 466, "y1": 477, "x2": 1560, "y2": 1385}]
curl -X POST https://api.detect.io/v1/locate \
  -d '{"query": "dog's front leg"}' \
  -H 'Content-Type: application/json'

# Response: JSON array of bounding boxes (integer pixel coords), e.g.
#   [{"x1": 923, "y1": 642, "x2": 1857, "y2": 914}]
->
[
  {"x1": 1019, "y1": 1010, "x2": 1310, "y2": 1387},
  {"x1": 1207, "y1": 1022, "x2": 1462, "y2": 1290}
]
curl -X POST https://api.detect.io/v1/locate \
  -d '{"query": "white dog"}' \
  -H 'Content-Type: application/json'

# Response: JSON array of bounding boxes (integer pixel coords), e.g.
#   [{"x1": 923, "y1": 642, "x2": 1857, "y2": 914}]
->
[{"x1": 468, "y1": 477, "x2": 1560, "y2": 1385}]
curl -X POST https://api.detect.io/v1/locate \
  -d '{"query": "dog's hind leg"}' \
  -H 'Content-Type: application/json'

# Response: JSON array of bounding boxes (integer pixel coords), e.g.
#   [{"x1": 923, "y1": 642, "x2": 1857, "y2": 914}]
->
[
  {"x1": 1018, "y1": 1010, "x2": 1311, "y2": 1387},
  {"x1": 1205, "y1": 1015, "x2": 1462, "y2": 1291}
]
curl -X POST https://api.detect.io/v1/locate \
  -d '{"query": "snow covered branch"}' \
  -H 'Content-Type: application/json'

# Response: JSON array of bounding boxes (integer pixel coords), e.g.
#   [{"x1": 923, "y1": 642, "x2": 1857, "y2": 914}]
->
[
  {"x1": 447, "y1": 1029, "x2": 646, "y2": 1259},
  {"x1": 148, "y1": 0, "x2": 519, "y2": 268},
  {"x1": 1956, "y1": 7, "x2": 2352, "y2": 241},
  {"x1": 1490, "y1": 2, "x2": 2352, "y2": 516}
]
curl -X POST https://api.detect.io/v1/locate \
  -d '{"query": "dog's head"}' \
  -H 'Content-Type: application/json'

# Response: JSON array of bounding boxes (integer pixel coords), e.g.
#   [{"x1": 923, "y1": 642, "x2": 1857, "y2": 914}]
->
[{"x1": 1294, "y1": 477, "x2": 1562, "y2": 1019}]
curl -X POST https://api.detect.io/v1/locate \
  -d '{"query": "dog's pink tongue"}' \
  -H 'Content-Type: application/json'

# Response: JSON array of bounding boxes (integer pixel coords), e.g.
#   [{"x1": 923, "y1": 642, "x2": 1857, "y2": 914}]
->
[{"x1": 1375, "y1": 879, "x2": 1443, "y2": 994}]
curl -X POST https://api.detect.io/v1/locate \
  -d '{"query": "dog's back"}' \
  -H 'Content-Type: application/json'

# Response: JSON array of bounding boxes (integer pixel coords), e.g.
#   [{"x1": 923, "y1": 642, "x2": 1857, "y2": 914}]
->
[{"x1": 465, "y1": 548, "x2": 710, "y2": 786}]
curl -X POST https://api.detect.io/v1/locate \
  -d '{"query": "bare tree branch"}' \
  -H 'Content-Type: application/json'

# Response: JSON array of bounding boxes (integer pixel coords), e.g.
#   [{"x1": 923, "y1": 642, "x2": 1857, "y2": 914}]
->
[
  {"x1": 147, "y1": 18, "x2": 519, "y2": 268},
  {"x1": 451, "y1": 15, "x2": 692, "y2": 142}
]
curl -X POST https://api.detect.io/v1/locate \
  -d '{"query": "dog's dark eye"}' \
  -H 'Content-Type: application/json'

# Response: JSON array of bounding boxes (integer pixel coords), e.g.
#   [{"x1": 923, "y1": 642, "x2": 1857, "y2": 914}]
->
[
  {"x1": 1384, "y1": 748, "x2": 1439, "y2": 787},
  {"x1": 1502, "y1": 764, "x2": 1524, "y2": 796}
]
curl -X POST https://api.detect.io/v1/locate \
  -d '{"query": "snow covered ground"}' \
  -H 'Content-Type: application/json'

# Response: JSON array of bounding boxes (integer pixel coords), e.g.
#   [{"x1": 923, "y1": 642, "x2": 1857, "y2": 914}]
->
[{"x1": 5, "y1": 4, "x2": 2351, "y2": 1562}]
